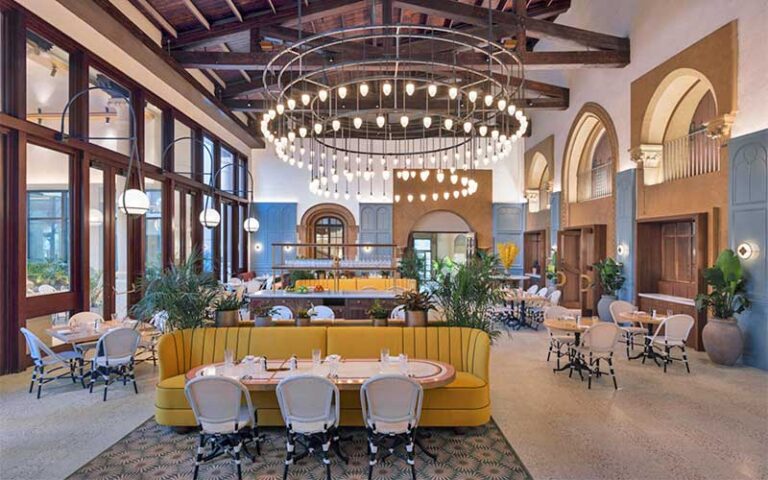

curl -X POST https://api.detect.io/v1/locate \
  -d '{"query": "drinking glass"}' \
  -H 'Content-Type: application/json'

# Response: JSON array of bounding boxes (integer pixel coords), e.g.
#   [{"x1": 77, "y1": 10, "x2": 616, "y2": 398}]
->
[
  {"x1": 312, "y1": 348, "x2": 322, "y2": 368},
  {"x1": 666, "y1": 309, "x2": 674, "y2": 318},
  {"x1": 398, "y1": 353, "x2": 409, "y2": 375},
  {"x1": 110, "y1": 313, "x2": 118, "y2": 322},
  {"x1": 329, "y1": 357, "x2": 340, "y2": 378},
  {"x1": 380, "y1": 348, "x2": 390, "y2": 365},
  {"x1": 224, "y1": 349, "x2": 234, "y2": 367}
]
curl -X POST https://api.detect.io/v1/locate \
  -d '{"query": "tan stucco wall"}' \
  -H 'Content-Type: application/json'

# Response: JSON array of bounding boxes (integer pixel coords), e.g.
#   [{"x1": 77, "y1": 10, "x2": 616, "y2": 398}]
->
[
  {"x1": 566, "y1": 197, "x2": 615, "y2": 259},
  {"x1": 392, "y1": 170, "x2": 493, "y2": 250}
]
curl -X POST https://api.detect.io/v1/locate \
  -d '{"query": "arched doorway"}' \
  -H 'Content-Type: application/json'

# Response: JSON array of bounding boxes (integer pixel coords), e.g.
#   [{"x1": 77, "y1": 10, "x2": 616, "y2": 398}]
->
[{"x1": 409, "y1": 211, "x2": 474, "y2": 281}]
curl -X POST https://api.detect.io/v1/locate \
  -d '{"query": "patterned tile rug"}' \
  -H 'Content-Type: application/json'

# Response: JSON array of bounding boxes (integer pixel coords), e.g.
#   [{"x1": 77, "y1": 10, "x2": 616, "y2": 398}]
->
[{"x1": 68, "y1": 418, "x2": 532, "y2": 480}]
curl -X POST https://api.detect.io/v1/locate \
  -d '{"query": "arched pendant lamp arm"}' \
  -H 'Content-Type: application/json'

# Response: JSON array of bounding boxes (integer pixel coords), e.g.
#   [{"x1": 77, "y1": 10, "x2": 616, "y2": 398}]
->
[{"x1": 202, "y1": 161, "x2": 256, "y2": 219}]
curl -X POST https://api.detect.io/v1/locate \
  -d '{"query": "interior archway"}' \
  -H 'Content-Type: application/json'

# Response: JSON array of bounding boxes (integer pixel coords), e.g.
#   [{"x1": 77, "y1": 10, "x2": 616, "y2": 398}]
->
[{"x1": 298, "y1": 203, "x2": 358, "y2": 259}]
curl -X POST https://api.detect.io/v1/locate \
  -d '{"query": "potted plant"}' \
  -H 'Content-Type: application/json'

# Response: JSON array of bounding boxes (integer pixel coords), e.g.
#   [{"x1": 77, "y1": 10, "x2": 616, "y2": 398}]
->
[
  {"x1": 396, "y1": 290, "x2": 434, "y2": 327},
  {"x1": 593, "y1": 257, "x2": 625, "y2": 322},
  {"x1": 212, "y1": 292, "x2": 244, "y2": 327},
  {"x1": 696, "y1": 249, "x2": 751, "y2": 366},
  {"x1": 367, "y1": 299, "x2": 390, "y2": 327},
  {"x1": 295, "y1": 308, "x2": 311, "y2": 327},
  {"x1": 398, "y1": 248, "x2": 425, "y2": 289},
  {"x1": 251, "y1": 304, "x2": 277, "y2": 327},
  {"x1": 430, "y1": 253, "x2": 503, "y2": 342},
  {"x1": 132, "y1": 253, "x2": 220, "y2": 331},
  {"x1": 545, "y1": 249, "x2": 558, "y2": 288}
]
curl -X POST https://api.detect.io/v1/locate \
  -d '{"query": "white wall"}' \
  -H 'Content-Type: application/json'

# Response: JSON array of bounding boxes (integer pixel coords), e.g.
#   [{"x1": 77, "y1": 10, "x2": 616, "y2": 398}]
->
[
  {"x1": 526, "y1": 0, "x2": 768, "y2": 190},
  {"x1": 250, "y1": 139, "x2": 525, "y2": 223}
]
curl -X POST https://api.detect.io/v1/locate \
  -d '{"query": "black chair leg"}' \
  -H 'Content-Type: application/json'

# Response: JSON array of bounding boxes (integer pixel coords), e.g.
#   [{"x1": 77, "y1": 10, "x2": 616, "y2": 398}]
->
[
  {"x1": 321, "y1": 432, "x2": 332, "y2": 480},
  {"x1": 608, "y1": 357, "x2": 617, "y2": 390},
  {"x1": 682, "y1": 346, "x2": 691, "y2": 373},
  {"x1": 407, "y1": 432, "x2": 417, "y2": 480},
  {"x1": 663, "y1": 346, "x2": 669, "y2": 373},
  {"x1": 37, "y1": 366, "x2": 44, "y2": 399},
  {"x1": 29, "y1": 366, "x2": 37, "y2": 394},
  {"x1": 193, "y1": 433, "x2": 204, "y2": 480},
  {"x1": 234, "y1": 442, "x2": 243, "y2": 480}
]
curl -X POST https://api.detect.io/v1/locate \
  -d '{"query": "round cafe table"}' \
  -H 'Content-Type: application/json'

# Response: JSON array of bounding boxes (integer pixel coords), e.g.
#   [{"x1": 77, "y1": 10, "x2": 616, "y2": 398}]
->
[
  {"x1": 618, "y1": 312, "x2": 669, "y2": 363},
  {"x1": 186, "y1": 357, "x2": 456, "y2": 391},
  {"x1": 543, "y1": 317, "x2": 599, "y2": 375}
]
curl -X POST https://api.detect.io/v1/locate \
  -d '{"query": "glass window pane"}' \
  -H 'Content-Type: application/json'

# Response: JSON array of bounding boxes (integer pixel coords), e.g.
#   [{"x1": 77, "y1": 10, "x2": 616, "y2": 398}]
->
[
  {"x1": 89, "y1": 67, "x2": 131, "y2": 155},
  {"x1": 173, "y1": 190, "x2": 181, "y2": 262},
  {"x1": 115, "y1": 174, "x2": 128, "y2": 318},
  {"x1": 203, "y1": 136, "x2": 214, "y2": 186},
  {"x1": 26, "y1": 144, "x2": 71, "y2": 296},
  {"x1": 145, "y1": 103, "x2": 163, "y2": 167},
  {"x1": 89, "y1": 167, "x2": 105, "y2": 315},
  {"x1": 202, "y1": 195, "x2": 214, "y2": 272},
  {"x1": 221, "y1": 147, "x2": 234, "y2": 192},
  {"x1": 239, "y1": 159, "x2": 248, "y2": 197},
  {"x1": 25, "y1": 31, "x2": 69, "y2": 131},
  {"x1": 145, "y1": 177, "x2": 163, "y2": 273},
  {"x1": 185, "y1": 192, "x2": 193, "y2": 259},
  {"x1": 174, "y1": 121, "x2": 192, "y2": 177}
]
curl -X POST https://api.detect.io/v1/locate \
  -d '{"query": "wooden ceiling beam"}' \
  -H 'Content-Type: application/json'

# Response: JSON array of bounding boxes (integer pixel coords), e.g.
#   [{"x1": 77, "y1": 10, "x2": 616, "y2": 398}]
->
[
  {"x1": 261, "y1": 25, "x2": 384, "y2": 57},
  {"x1": 393, "y1": 0, "x2": 628, "y2": 51},
  {"x1": 181, "y1": 0, "x2": 211, "y2": 30},
  {"x1": 130, "y1": 0, "x2": 178, "y2": 38},
  {"x1": 522, "y1": 50, "x2": 629, "y2": 69},
  {"x1": 172, "y1": 0, "x2": 360, "y2": 50}
]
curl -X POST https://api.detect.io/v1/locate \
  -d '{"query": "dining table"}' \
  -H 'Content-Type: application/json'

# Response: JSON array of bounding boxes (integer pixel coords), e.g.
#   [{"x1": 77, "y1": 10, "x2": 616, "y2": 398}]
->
[
  {"x1": 45, "y1": 320, "x2": 130, "y2": 346},
  {"x1": 504, "y1": 291, "x2": 552, "y2": 329},
  {"x1": 617, "y1": 311, "x2": 669, "y2": 363}
]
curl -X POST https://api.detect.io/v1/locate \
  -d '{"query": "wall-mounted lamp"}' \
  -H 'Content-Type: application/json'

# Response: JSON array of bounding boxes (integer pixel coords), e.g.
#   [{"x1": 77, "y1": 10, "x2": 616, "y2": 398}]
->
[
  {"x1": 737, "y1": 242, "x2": 758, "y2": 260},
  {"x1": 617, "y1": 243, "x2": 629, "y2": 257},
  {"x1": 283, "y1": 246, "x2": 293, "y2": 252},
  {"x1": 363, "y1": 245, "x2": 373, "y2": 253},
  {"x1": 254, "y1": 242, "x2": 263, "y2": 252}
]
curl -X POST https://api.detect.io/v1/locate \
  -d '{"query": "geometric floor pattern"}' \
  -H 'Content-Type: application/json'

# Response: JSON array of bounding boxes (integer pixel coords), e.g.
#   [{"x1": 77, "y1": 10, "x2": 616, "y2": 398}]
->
[{"x1": 68, "y1": 418, "x2": 532, "y2": 480}]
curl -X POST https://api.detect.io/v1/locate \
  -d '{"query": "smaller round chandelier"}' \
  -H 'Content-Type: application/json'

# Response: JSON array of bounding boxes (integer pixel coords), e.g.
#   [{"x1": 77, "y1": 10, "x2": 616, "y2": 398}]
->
[{"x1": 259, "y1": 23, "x2": 528, "y2": 203}]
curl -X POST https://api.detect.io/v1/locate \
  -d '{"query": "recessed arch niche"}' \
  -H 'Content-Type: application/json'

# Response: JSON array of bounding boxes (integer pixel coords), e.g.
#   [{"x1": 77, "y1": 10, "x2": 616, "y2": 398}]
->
[{"x1": 298, "y1": 203, "x2": 358, "y2": 259}]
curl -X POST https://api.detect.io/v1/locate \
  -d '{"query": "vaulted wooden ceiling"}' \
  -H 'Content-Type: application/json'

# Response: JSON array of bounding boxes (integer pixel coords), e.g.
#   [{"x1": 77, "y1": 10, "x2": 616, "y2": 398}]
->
[{"x1": 129, "y1": 0, "x2": 630, "y2": 134}]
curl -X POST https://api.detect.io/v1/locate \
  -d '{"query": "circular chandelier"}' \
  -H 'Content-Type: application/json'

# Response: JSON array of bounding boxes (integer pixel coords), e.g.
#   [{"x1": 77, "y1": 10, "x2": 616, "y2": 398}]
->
[{"x1": 259, "y1": 24, "x2": 528, "y2": 203}]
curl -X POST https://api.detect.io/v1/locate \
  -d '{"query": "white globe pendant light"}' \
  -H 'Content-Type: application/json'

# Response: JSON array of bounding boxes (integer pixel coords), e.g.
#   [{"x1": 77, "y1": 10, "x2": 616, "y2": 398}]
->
[
  {"x1": 432, "y1": 193, "x2": 439, "y2": 201},
  {"x1": 420, "y1": 170, "x2": 430, "y2": 181},
  {"x1": 314, "y1": 122, "x2": 323, "y2": 134},
  {"x1": 468, "y1": 90, "x2": 478, "y2": 103},
  {"x1": 444, "y1": 118, "x2": 454, "y2": 130},
  {"x1": 484, "y1": 94, "x2": 493, "y2": 107},
  {"x1": 448, "y1": 86, "x2": 458, "y2": 99},
  {"x1": 436, "y1": 170, "x2": 445, "y2": 183},
  {"x1": 463, "y1": 121, "x2": 472, "y2": 133},
  {"x1": 287, "y1": 98, "x2": 296, "y2": 110},
  {"x1": 117, "y1": 189, "x2": 150, "y2": 215},
  {"x1": 332, "y1": 119, "x2": 341, "y2": 132},
  {"x1": 276, "y1": 103, "x2": 285, "y2": 115},
  {"x1": 199, "y1": 208, "x2": 221, "y2": 228},
  {"x1": 243, "y1": 217, "x2": 260, "y2": 233},
  {"x1": 497, "y1": 98, "x2": 507, "y2": 111},
  {"x1": 299, "y1": 126, "x2": 308, "y2": 138}
]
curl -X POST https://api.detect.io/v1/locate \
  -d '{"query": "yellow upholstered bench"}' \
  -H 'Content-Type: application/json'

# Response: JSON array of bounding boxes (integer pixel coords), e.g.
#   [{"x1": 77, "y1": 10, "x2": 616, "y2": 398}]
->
[{"x1": 155, "y1": 326, "x2": 490, "y2": 428}]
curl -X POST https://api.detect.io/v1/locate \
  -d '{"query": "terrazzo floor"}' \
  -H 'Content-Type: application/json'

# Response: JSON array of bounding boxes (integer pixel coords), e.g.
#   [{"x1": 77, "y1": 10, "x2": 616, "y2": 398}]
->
[{"x1": 1, "y1": 328, "x2": 766, "y2": 480}]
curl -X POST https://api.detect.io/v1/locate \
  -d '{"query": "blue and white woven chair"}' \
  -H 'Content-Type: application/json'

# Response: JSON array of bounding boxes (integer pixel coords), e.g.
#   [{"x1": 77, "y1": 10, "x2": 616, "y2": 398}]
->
[
  {"x1": 88, "y1": 328, "x2": 140, "y2": 401},
  {"x1": 20, "y1": 328, "x2": 84, "y2": 398}
]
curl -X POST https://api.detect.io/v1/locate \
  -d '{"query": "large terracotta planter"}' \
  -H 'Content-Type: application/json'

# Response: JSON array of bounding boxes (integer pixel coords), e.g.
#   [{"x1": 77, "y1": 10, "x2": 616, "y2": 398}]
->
[
  {"x1": 597, "y1": 295, "x2": 616, "y2": 322},
  {"x1": 405, "y1": 310, "x2": 427, "y2": 327},
  {"x1": 215, "y1": 310, "x2": 239, "y2": 327},
  {"x1": 702, "y1": 317, "x2": 744, "y2": 366}
]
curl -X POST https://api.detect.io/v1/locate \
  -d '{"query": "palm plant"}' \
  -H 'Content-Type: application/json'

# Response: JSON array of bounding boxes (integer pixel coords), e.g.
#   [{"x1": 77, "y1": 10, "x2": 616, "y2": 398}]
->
[
  {"x1": 131, "y1": 252, "x2": 220, "y2": 330},
  {"x1": 696, "y1": 249, "x2": 750, "y2": 319},
  {"x1": 430, "y1": 254, "x2": 503, "y2": 342}
]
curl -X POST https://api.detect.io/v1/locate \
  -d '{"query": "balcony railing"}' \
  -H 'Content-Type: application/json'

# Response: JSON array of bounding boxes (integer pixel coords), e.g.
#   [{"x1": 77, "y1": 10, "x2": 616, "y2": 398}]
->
[
  {"x1": 577, "y1": 162, "x2": 613, "y2": 202},
  {"x1": 662, "y1": 128, "x2": 720, "y2": 182}
]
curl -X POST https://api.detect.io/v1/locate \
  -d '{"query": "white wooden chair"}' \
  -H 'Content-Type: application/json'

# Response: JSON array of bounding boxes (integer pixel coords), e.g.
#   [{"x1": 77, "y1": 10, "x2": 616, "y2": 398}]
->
[{"x1": 361, "y1": 374, "x2": 424, "y2": 480}]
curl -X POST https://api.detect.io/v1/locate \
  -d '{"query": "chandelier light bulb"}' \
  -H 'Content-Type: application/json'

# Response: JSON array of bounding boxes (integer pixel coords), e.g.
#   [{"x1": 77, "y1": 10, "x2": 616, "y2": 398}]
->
[
  {"x1": 449, "y1": 86, "x2": 458, "y2": 99},
  {"x1": 407, "y1": 194, "x2": 414, "y2": 203},
  {"x1": 468, "y1": 90, "x2": 478, "y2": 103},
  {"x1": 420, "y1": 170, "x2": 430, "y2": 181},
  {"x1": 394, "y1": 194, "x2": 401, "y2": 203},
  {"x1": 276, "y1": 103, "x2": 285, "y2": 115},
  {"x1": 436, "y1": 170, "x2": 445, "y2": 183},
  {"x1": 432, "y1": 193, "x2": 439, "y2": 201},
  {"x1": 324, "y1": 190, "x2": 330, "y2": 198},
  {"x1": 400, "y1": 115, "x2": 409, "y2": 128},
  {"x1": 359, "y1": 83, "x2": 369, "y2": 97},
  {"x1": 420, "y1": 194, "x2": 427, "y2": 202},
  {"x1": 479, "y1": 125, "x2": 488, "y2": 137},
  {"x1": 382, "y1": 81, "x2": 392, "y2": 96},
  {"x1": 297, "y1": 160, "x2": 304, "y2": 168},
  {"x1": 453, "y1": 190, "x2": 460, "y2": 199},
  {"x1": 463, "y1": 121, "x2": 472, "y2": 133},
  {"x1": 376, "y1": 115, "x2": 386, "y2": 128},
  {"x1": 461, "y1": 176, "x2": 469, "y2": 187},
  {"x1": 288, "y1": 131, "x2": 296, "y2": 142},
  {"x1": 462, "y1": 188, "x2": 468, "y2": 197},
  {"x1": 299, "y1": 127, "x2": 307, "y2": 138},
  {"x1": 332, "y1": 173, "x2": 339, "y2": 183},
  {"x1": 382, "y1": 170, "x2": 391, "y2": 180},
  {"x1": 497, "y1": 98, "x2": 507, "y2": 111},
  {"x1": 484, "y1": 94, "x2": 493, "y2": 107},
  {"x1": 507, "y1": 104, "x2": 516, "y2": 116},
  {"x1": 410, "y1": 170, "x2": 417, "y2": 179},
  {"x1": 405, "y1": 82, "x2": 415, "y2": 96},
  {"x1": 301, "y1": 93, "x2": 310, "y2": 106},
  {"x1": 333, "y1": 191, "x2": 339, "y2": 199},
  {"x1": 314, "y1": 122, "x2": 323, "y2": 134},
  {"x1": 338, "y1": 86, "x2": 348, "y2": 99},
  {"x1": 444, "y1": 118, "x2": 454, "y2": 130},
  {"x1": 515, "y1": 109, "x2": 524, "y2": 120},
  {"x1": 332, "y1": 119, "x2": 341, "y2": 132},
  {"x1": 423, "y1": 116, "x2": 432, "y2": 129},
  {"x1": 450, "y1": 173, "x2": 459, "y2": 184},
  {"x1": 268, "y1": 109, "x2": 276, "y2": 119},
  {"x1": 428, "y1": 83, "x2": 438, "y2": 97},
  {"x1": 491, "y1": 129, "x2": 499, "y2": 140},
  {"x1": 287, "y1": 98, "x2": 296, "y2": 110},
  {"x1": 344, "y1": 192, "x2": 350, "y2": 200},
  {"x1": 354, "y1": 117, "x2": 363, "y2": 129},
  {"x1": 316, "y1": 89, "x2": 328, "y2": 102},
  {"x1": 443, "y1": 191, "x2": 450, "y2": 200}
]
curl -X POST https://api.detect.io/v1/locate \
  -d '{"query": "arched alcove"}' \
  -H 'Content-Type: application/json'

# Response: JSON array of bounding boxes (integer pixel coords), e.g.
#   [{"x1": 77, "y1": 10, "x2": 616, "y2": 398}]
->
[
  {"x1": 526, "y1": 152, "x2": 550, "y2": 213},
  {"x1": 298, "y1": 203, "x2": 358, "y2": 259},
  {"x1": 411, "y1": 210, "x2": 471, "y2": 232}
]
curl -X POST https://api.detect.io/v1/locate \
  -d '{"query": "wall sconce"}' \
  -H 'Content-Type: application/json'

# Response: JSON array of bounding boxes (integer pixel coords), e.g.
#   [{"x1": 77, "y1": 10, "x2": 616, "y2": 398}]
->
[
  {"x1": 617, "y1": 243, "x2": 629, "y2": 257},
  {"x1": 363, "y1": 245, "x2": 373, "y2": 253},
  {"x1": 737, "y1": 242, "x2": 758, "y2": 260},
  {"x1": 283, "y1": 246, "x2": 293, "y2": 252},
  {"x1": 254, "y1": 242, "x2": 263, "y2": 252}
]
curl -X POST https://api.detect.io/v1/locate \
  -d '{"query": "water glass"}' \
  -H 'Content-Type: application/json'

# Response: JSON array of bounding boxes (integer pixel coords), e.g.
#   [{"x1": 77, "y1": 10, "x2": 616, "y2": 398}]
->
[
  {"x1": 328, "y1": 357, "x2": 340, "y2": 378},
  {"x1": 224, "y1": 349, "x2": 234, "y2": 367},
  {"x1": 398, "y1": 353, "x2": 409, "y2": 375},
  {"x1": 666, "y1": 309, "x2": 674, "y2": 318},
  {"x1": 312, "y1": 348, "x2": 322, "y2": 368},
  {"x1": 380, "y1": 348, "x2": 390, "y2": 366}
]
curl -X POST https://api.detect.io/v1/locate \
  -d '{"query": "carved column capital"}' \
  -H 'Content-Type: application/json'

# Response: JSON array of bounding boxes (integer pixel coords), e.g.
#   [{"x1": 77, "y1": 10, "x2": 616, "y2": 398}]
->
[{"x1": 629, "y1": 144, "x2": 663, "y2": 169}]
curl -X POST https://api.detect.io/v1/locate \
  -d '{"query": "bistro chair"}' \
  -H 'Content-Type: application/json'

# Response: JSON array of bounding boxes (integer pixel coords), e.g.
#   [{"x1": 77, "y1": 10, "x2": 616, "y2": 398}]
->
[
  {"x1": 569, "y1": 322, "x2": 622, "y2": 389},
  {"x1": 391, "y1": 305, "x2": 406, "y2": 320},
  {"x1": 271, "y1": 305, "x2": 294, "y2": 320},
  {"x1": 88, "y1": 328, "x2": 141, "y2": 401},
  {"x1": 310, "y1": 305, "x2": 335, "y2": 320},
  {"x1": 228, "y1": 277, "x2": 243, "y2": 287},
  {"x1": 20, "y1": 328, "x2": 85, "y2": 398},
  {"x1": 536, "y1": 287, "x2": 549, "y2": 298},
  {"x1": 548, "y1": 290, "x2": 562, "y2": 306},
  {"x1": 645, "y1": 314, "x2": 695, "y2": 373},
  {"x1": 137, "y1": 311, "x2": 167, "y2": 366},
  {"x1": 525, "y1": 284, "x2": 539, "y2": 295},
  {"x1": 67, "y1": 311, "x2": 104, "y2": 358},
  {"x1": 609, "y1": 301, "x2": 646, "y2": 358},
  {"x1": 544, "y1": 306, "x2": 578, "y2": 370},
  {"x1": 361, "y1": 374, "x2": 424, "y2": 480},
  {"x1": 185, "y1": 375, "x2": 262, "y2": 480},
  {"x1": 276, "y1": 374, "x2": 346, "y2": 480}
]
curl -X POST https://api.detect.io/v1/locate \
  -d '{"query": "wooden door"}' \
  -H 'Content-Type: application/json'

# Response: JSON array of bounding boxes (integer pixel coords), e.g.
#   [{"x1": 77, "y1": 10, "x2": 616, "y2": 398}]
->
[
  {"x1": 580, "y1": 225, "x2": 607, "y2": 314},
  {"x1": 524, "y1": 230, "x2": 546, "y2": 287},
  {"x1": 558, "y1": 230, "x2": 582, "y2": 308}
]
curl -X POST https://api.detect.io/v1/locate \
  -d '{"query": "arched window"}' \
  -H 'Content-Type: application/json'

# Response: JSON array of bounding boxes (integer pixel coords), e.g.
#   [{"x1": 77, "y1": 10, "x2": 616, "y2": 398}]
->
[
  {"x1": 586, "y1": 131, "x2": 613, "y2": 200},
  {"x1": 314, "y1": 216, "x2": 344, "y2": 259},
  {"x1": 527, "y1": 152, "x2": 550, "y2": 213}
]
